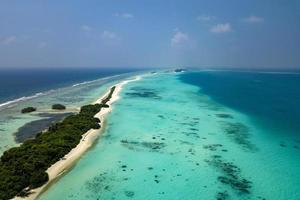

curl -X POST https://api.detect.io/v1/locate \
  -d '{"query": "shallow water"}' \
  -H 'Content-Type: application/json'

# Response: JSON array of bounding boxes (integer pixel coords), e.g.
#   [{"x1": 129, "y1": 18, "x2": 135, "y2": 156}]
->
[
  {"x1": 38, "y1": 72, "x2": 300, "y2": 200},
  {"x1": 0, "y1": 73, "x2": 135, "y2": 155}
]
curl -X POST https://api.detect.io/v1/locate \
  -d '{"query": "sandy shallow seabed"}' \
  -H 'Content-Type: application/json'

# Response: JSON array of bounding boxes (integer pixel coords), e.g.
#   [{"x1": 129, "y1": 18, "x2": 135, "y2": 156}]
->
[{"x1": 13, "y1": 76, "x2": 142, "y2": 200}]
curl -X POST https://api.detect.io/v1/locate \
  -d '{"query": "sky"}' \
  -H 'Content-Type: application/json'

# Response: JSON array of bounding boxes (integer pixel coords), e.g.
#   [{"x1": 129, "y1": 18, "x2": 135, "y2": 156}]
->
[{"x1": 0, "y1": 0, "x2": 299, "y2": 69}]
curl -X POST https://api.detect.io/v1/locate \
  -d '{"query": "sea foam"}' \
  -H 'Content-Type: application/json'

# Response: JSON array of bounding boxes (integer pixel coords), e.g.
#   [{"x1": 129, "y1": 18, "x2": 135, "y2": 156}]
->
[{"x1": 0, "y1": 92, "x2": 45, "y2": 110}]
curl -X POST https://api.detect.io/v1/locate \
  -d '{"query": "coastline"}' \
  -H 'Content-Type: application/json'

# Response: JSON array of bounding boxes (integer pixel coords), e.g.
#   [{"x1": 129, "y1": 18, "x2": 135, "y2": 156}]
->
[{"x1": 14, "y1": 76, "x2": 141, "y2": 200}]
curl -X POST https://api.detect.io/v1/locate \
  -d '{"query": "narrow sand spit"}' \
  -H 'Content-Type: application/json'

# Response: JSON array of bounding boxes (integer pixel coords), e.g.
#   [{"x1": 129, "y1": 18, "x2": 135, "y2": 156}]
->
[{"x1": 14, "y1": 76, "x2": 141, "y2": 200}]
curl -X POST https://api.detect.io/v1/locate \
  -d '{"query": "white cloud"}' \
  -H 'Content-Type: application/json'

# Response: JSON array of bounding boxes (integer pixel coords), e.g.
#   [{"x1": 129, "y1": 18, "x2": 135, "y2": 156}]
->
[
  {"x1": 171, "y1": 31, "x2": 189, "y2": 46},
  {"x1": 210, "y1": 23, "x2": 232, "y2": 33},
  {"x1": 114, "y1": 13, "x2": 134, "y2": 19},
  {"x1": 81, "y1": 25, "x2": 92, "y2": 32},
  {"x1": 101, "y1": 30, "x2": 118, "y2": 40},
  {"x1": 243, "y1": 16, "x2": 264, "y2": 23},
  {"x1": 2, "y1": 35, "x2": 16, "y2": 45},
  {"x1": 196, "y1": 15, "x2": 215, "y2": 21}
]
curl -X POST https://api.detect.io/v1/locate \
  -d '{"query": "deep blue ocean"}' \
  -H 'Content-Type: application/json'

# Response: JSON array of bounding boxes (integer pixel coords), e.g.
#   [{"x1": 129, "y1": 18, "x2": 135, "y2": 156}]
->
[
  {"x1": 0, "y1": 68, "x2": 138, "y2": 105},
  {"x1": 180, "y1": 70, "x2": 300, "y2": 136}
]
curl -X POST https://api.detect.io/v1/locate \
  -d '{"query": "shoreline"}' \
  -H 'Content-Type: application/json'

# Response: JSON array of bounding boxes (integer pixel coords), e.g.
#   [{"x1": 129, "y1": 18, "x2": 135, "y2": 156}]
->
[
  {"x1": 0, "y1": 73, "x2": 125, "y2": 111},
  {"x1": 14, "y1": 76, "x2": 141, "y2": 200}
]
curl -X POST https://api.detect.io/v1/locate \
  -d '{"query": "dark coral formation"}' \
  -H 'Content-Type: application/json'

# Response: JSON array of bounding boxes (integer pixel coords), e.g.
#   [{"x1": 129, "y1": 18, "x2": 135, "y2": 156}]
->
[
  {"x1": 124, "y1": 190, "x2": 135, "y2": 198},
  {"x1": 203, "y1": 144, "x2": 223, "y2": 151},
  {"x1": 278, "y1": 139, "x2": 300, "y2": 150},
  {"x1": 86, "y1": 172, "x2": 113, "y2": 194},
  {"x1": 220, "y1": 122, "x2": 257, "y2": 152},
  {"x1": 279, "y1": 142, "x2": 287, "y2": 147},
  {"x1": 205, "y1": 155, "x2": 252, "y2": 195},
  {"x1": 182, "y1": 132, "x2": 200, "y2": 139},
  {"x1": 157, "y1": 115, "x2": 165, "y2": 119},
  {"x1": 125, "y1": 87, "x2": 161, "y2": 99},
  {"x1": 85, "y1": 172, "x2": 120, "y2": 199},
  {"x1": 216, "y1": 113, "x2": 234, "y2": 119},
  {"x1": 120, "y1": 139, "x2": 166, "y2": 152},
  {"x1": 218, "y1": 176, "x2": 252, "y2": 194},
  {"x1": 216, "y1": 190, "x2": 229, "y2": 200}
]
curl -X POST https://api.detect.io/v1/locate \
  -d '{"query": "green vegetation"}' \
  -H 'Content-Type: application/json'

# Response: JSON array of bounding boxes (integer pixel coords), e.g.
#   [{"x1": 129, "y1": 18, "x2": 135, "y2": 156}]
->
[
  {"x1": 101, "y1": 104, "x2": 109, "y2": 108},
  {"x1": 0, "y1": 86, "x2": 116, "y2": 200},
  {"x1": 21, "y1": 107, "x2": 36, "y2": 113},
  {"x1": 174, "y1": 68, "x2": 186, "y2": 73},
  {"x1": 52, "y1": 104, "x2": 66, "y2": 110}
]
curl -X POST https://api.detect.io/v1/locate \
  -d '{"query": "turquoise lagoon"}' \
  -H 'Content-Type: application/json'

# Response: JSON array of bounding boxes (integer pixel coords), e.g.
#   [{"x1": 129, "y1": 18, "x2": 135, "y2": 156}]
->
[{"x1": 37, "y1": 71, "x2": 300, "y2": 200}]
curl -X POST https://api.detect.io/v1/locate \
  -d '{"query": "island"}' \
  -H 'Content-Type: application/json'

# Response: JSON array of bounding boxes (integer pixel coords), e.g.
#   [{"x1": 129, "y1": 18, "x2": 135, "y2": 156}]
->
[
  {"x1": 0, "y1": 86, "x2": 116, "y2": 200},
  {"x1": 174, "y1": 68, "x2": 186, "y2": 73},
  {"x1": 52, "y1": 104, "x2": 66, "y2": 110},
  {"x1": 21, "y1": 107, "x2": 37, "y2": 113}
]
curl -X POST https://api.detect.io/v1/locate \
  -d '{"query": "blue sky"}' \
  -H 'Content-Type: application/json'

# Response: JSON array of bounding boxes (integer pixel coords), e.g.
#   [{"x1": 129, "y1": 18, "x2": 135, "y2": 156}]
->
[{"x1": 0, "y1": 0, "x2": 299, "y2": 68}]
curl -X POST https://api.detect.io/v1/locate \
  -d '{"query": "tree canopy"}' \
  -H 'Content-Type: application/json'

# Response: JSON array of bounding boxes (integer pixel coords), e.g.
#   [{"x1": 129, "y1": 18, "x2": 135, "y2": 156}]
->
[{"x1": 0, "y1": 86, "x2": 115, "y2": 200}]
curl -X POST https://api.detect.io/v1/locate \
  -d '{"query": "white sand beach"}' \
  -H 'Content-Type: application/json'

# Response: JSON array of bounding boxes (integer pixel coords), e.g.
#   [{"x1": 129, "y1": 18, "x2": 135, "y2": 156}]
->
[{"x1": 14, "y1": 76, "x2": 141, "y2": 200}]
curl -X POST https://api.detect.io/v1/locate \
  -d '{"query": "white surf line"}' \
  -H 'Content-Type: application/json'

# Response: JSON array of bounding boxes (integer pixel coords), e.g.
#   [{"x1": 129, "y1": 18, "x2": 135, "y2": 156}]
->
[{"x1": 13, "y1": 75, "x2": 142, "y2": 200}]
